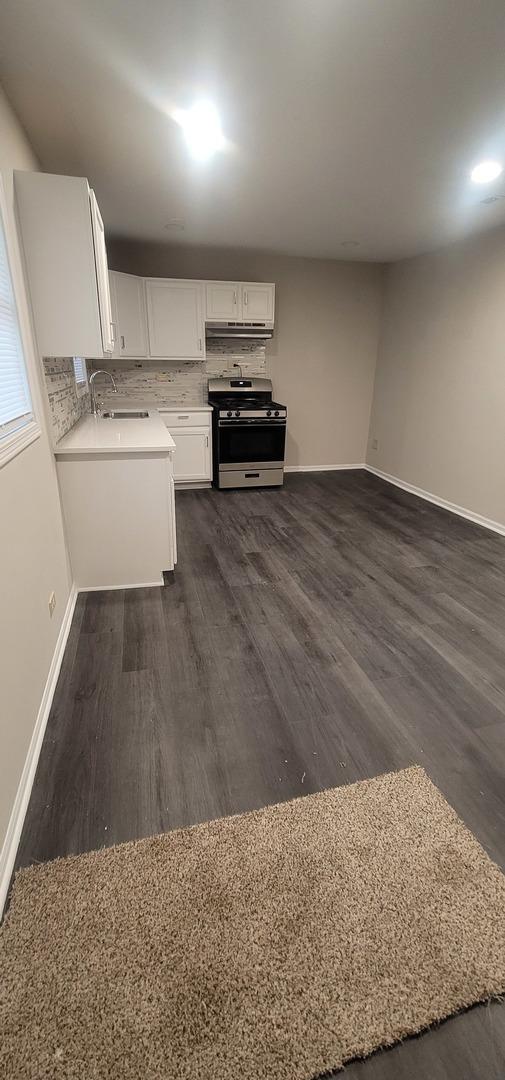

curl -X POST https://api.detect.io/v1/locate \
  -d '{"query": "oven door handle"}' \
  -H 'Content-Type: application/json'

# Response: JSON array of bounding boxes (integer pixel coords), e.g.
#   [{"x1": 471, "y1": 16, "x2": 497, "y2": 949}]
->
[{"x1": 218, "y1": 419, "x2": 286, "y2": 427}]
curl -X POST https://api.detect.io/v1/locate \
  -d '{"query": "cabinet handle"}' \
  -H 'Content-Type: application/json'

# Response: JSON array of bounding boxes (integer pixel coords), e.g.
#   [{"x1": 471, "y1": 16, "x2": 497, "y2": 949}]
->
[
  {"x1": 233, "y1": 290, "x2": 237, "y2": 305},
  {"x1": 178, "y1": 414, "x2": 189, "y2": 420},
  {"x1": 198, "y1": 338, "x2": 203, "y2": 352},
  {"x1": 205, "y1": 435, "x2": 209, "y2": 447},
  {"x1": 243, "y1": 290, "x2": 248, "y2": 305},
  {"x1": 110, "y1": 321, "x2": 116, "y2": 344},
  {"x1": 120, "y1": 335, "x2": 125, "y2": 350}
]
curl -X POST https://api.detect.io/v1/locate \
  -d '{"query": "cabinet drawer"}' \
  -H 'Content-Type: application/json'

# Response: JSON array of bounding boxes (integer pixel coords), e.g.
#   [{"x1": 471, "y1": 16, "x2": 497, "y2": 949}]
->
[{"x1": 160, "y1": 410, "x2": 211, "y2": 428}]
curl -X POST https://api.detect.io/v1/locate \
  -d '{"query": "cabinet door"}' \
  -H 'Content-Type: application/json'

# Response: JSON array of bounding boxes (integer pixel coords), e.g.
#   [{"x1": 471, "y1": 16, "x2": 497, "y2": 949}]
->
[
  {"x1": 170, "y1": 429, "x2": 211, "y2": 481},
  {"x1": 146, "y1": 279, "x2": 204, "y2": 358},
  {"x1": 89, "y1": 189, "x2": 114, "y2": 354},
  {"x1": 14, "y1": 171, "x2": 104, "y2": 357},
  {"x1": 108, "y1": 271, "x2": 120, "y2": 358},
  {"x1": 111, "y1": 271, "x2": 148, "y2": 357},
  {"x1": 205, "y1": 281, "x2": 240, "y2": 320},
  {"x1": 241, "y1": 283, "x2": 275, "y2": 322},
  {"x1": 166, "y1": 460, "x2": 177, "y2": 568}
]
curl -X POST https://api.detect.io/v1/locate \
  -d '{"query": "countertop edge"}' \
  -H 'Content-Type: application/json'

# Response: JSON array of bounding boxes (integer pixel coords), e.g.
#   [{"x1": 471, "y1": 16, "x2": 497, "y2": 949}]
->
[{"x1": 54, "y1": 407, "x2": 176, "y2": 457}]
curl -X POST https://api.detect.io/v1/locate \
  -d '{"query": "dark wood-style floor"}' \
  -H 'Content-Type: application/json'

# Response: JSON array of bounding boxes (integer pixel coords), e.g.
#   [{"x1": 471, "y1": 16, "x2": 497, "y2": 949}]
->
[{"x1": 15, "y1": 470, "x2": 505, "y2": 1078}]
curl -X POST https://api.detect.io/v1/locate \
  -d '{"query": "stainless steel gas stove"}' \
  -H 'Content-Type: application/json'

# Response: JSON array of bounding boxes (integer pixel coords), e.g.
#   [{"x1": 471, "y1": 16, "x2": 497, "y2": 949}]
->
[{"x1": 208, "y1": 377, "x2": 287, "y2": 489}]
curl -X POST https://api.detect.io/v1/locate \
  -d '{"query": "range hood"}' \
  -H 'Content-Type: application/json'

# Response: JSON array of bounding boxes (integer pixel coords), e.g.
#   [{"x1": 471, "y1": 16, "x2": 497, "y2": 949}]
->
[{"x1": 205, "y1": 320, "x2": 274, "y2": 340}]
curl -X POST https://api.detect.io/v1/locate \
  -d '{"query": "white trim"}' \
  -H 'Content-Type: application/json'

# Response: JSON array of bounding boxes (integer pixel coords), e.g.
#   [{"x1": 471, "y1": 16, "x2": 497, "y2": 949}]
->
[
  {"x1": 175, "y1": 481, "x2": 212, "y2": 490},
  {"x1": 365, "y1": 465, "x2": 505, "y2": 537},
  {"x1": 0, "y1": 584, "x2": 78, "y2": 917},
  {"x1": 285, "y1": 463, "x2": 366, "y2": 473},
  {"x1": 0, "y1": 417, "x2": 40, "y2": 468},
  {"x1": 285, "y1": 461, "x2": 505, "y2": 537},
  {"x1": 0, "y1": 174, "x2": 41, "y2": 468},
  {"x1": 78, "y1": 579, "x2": 164, "y2": 592}
]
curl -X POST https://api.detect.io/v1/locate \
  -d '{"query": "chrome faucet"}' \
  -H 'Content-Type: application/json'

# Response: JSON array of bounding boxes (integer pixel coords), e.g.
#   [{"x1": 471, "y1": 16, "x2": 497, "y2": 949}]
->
[
  {"x1": 90, "y1": 370, "x2": 118, "y2": 416},
  {"x1": 233, "y1": 363, "x2": 243, "y2": 378}
]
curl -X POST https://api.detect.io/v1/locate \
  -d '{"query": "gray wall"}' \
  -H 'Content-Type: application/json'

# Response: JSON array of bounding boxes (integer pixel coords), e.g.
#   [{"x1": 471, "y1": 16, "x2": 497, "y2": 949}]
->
[
  {"x1": 367, "y1": 225, "x2": 505, "y2": 527},
  {"x1": 108, "y1": 239, "x2": 384, "y2": 469},
  {"x1": 0, "y1": 88, "x2": 72, "y2": 856}
]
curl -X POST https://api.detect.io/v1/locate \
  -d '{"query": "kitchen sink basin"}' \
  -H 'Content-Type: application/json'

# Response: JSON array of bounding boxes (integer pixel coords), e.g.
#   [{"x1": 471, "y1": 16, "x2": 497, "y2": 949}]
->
[{"x1": 101, "y1": 410, "x2": 149, "y2": 419}]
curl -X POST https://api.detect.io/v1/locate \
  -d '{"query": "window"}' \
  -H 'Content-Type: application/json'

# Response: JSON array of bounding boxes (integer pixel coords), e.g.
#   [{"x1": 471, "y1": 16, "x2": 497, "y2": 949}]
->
[
  {"x1": 0, "y1": 176, "x2": 39, "y2": 467},
  {"x1": 73, "y1": 356, "x2": 88, "y2": 397}
]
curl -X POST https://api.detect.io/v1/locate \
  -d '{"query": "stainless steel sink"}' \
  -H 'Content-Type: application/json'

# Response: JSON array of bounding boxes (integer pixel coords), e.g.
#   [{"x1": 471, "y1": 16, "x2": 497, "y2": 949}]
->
[{"x1": 101, "y1": 410, "x2": 149, "y2": 419}]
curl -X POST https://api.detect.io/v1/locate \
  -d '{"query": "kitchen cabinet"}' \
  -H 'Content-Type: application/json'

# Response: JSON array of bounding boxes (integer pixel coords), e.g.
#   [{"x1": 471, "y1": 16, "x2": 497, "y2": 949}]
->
[
  {"x1": 57, "y1": 451, "x2": 176, "y2": 588},
  {"x1": 160, "y1": 408, "x2": 212, "y2": 487},
  {"x1": 145, "y1": 279, "x2": 205, "y2": 358},
  {"x1": 54, "y1": 409, "x2": 176, "y2": 588},
  {"x1": 205, "y1": 281, "x2": 275, "y2": 323},
  {"x1": 109, "y1": 270, "x2": 148, "y2": 357},
  {"x1": 170, "y1": 430, "x2": 211, "y2": 483},
  {"x1": 205, "y1": 281, "x2": 240, "y2": 320},
  {"x1": 14, "y1": 170, "x2": 113, "y2": 358},
  {"x1": 240, "y1": 282, "x2": 275, "y2": 321},
  {"x1": 89, "y1": 190, "x2": 114, "y2": 354}
]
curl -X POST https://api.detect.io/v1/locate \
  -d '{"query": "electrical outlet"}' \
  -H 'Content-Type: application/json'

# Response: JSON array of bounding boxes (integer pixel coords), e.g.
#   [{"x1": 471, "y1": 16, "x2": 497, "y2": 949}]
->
[
  {"x1": 371, "y1": 438, "x2": 378, "y2": 451},
  {"x1": 48, "y1": 591, "x2": 56, "y2": 617}
]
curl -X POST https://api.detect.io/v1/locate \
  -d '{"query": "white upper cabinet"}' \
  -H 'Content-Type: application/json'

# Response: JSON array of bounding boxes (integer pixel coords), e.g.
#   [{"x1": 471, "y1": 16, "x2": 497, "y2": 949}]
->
[
  {"x1": 240, "y1": 283, "x2": 275, "y2": 322},
  {"x1": 204, "y1": 281, "x2": 275, "y2": 323},
  {"x1": 14, "y1": 171, "x2": 113, "y2": 358},
  {"x1": 205, "y1": 281, "x2": 240, "y2": 321},
  {"x1": 89, "y1": 190, "x2": 114, "y2": 354},
  {"x1": 109, "y1": 271, "x2": 148, "y2": 358},
  {"x1": 145, "y1": 279, "x2": 205, "y2": 358}
]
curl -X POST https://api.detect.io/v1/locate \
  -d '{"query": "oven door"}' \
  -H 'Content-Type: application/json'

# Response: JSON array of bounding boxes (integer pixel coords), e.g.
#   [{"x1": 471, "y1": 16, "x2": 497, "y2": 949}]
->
[{"x1": 218, "y1": 419, "x2": 286, "y2": 469}]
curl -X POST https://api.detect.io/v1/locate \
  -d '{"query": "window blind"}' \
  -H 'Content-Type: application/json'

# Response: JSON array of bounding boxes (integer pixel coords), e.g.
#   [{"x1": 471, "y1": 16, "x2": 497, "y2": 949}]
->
[
  {"x1": 0, "y1": 210, "x2": 33, "y2": 439},
  {"x1": 73, "y1": 356, "x2": 87, "y2": 386}
]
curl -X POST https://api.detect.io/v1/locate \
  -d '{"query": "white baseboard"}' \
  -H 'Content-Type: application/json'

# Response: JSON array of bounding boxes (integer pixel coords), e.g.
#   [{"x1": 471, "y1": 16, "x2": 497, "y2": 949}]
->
[
  {"x1": 285, "y1": 463, "x2": 366, "y2": 473},
  {"x1": 78, "y1": 579, "x2": 164, "y2": 592},
  {"x1": 284, "y1": 460, "x2": 505, "y2": 537},
  {"x1": 0, "y1": 583, "x2": 78, "y2": 916},
  {"x1": 175, "y1": 481, "x2": 212, "y2": 490},
  {"x1": 365, "y1": 465, "x2": 505, "y2": 537}
]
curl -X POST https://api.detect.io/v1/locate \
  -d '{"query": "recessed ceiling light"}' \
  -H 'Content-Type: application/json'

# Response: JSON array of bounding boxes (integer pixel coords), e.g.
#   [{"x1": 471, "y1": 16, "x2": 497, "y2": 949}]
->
[
  {"x1": 173, "y1": 101, "x2": 225, "y2": 162},
  {"x1": 470, "y1": 160, "x2": 503, "y2": 184}
]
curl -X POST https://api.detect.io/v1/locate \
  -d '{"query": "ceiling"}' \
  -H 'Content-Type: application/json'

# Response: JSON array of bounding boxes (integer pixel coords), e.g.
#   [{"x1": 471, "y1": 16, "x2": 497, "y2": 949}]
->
[{"x1": 2, "y1": 0, "x2": 505, "y2": 261}]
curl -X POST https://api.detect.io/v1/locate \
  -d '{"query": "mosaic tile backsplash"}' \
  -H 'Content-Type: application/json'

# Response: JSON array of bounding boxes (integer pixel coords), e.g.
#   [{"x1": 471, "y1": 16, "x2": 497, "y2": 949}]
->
[
  {"x1": 43, "y1": 357, "x2": 90, "y2": 442},
  {"x1": 43, "y1": 342, "x2": 268, "y2": 441},
  {"x1": 91, "y1": 340, "x2": 268, "y2": 407}
]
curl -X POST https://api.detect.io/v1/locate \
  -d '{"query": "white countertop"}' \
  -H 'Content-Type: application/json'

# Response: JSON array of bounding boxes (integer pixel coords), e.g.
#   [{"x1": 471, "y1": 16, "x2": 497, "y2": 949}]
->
[
  {"x1": 158, "y1": 404, "x2": 213, "y2": 412},
  {"x1": 54, "y1": 407, "x2": 176, "y2": 456}
]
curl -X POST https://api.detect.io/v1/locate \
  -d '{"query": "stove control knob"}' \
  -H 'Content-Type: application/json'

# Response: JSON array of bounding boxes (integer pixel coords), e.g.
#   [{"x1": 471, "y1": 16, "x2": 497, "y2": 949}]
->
[
  {"x1": 235, "y1": 410, "x2": 240, "y2": 417},
  {"x1": 266, "y1": 409, "x2": 272, "y2": 417},
  {"x1": 227, "y1": 410, "x2": 232, "y2": 417},
  {"x1": 274, "y1": 410, "x2": 279, "y2": 417}
]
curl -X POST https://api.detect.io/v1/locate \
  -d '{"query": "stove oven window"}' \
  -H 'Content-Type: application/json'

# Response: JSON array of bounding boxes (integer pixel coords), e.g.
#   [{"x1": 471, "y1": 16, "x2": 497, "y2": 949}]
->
[{"x1": 219, "y1": 422, "x2": 285, "y2": 466}]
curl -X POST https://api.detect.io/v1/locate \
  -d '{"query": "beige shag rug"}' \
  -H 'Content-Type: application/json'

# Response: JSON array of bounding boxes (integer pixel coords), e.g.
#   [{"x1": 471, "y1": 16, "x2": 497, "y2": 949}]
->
[{"x1": 2, "y1": 766, "x2": 505, "y2": 1079}]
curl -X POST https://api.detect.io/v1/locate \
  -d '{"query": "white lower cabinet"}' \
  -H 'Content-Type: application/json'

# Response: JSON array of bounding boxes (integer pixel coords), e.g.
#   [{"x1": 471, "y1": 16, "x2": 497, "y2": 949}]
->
[
  {"x1": 56, "y1": 449, "x2": 176, "y2": 589},
  {"x1": 170, "y1": 430, "x2": 210, "y2": 482},
  {"x1": 159, "y1": 408, "x2": 212, "y2": 487}
]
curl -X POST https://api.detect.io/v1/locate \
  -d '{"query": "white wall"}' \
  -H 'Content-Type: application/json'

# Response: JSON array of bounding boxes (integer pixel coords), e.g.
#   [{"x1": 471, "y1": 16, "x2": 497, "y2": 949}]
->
[
  {"x1": 0, "y1": 89, "x2": 72, "y2": 860},
  {"x1": 108, "y1": 240, "x2": 384, "y2": 469},
  {"x1": 367, "y1": 228, "x2": 505, "y2": 528}
]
